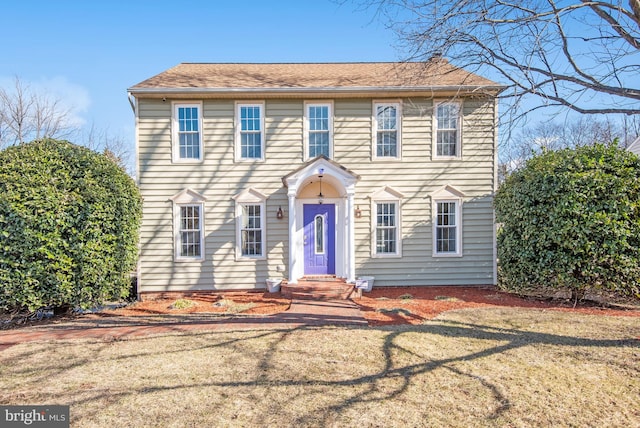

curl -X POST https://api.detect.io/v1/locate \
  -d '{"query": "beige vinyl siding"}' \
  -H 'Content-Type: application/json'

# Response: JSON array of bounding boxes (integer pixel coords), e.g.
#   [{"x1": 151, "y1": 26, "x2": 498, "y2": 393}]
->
[
  {"x1": 136, "y1": 95, "x2": 497, "y2": 291},
  {"x1": 137, "y1": 99, "x2": 297, "y2": 291},
  {"x1": 346, "y1": 97, "x2": 496, "y2": 286}
]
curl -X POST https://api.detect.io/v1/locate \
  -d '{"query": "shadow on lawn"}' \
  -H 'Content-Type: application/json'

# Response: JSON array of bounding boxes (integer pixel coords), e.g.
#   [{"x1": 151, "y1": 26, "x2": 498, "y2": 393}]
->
[
  {"x1": 286, "y1": 321, "x2": 638, "y2": 425},
  {"x1": 1, "y1": 317, "x2": 637, "y2": 425}
]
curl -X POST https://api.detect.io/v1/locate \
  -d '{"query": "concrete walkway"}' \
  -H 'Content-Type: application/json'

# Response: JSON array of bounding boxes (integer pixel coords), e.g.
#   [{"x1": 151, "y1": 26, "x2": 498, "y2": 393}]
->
[{"x1": 0, "y1": 299, "x2": 368, "y2": 350}]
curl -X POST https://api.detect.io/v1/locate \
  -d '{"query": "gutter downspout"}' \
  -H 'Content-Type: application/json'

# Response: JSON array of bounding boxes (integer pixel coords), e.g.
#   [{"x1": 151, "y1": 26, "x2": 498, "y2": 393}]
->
[{"x1": 127, "y1": 92, "x2": 136, "y2": 113}]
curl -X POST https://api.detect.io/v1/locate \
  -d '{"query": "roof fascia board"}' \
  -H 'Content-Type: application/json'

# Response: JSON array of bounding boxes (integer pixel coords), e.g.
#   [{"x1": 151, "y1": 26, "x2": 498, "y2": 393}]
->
[{"x1": 128, "y1": 85, "x2": 506, "y2": 97}]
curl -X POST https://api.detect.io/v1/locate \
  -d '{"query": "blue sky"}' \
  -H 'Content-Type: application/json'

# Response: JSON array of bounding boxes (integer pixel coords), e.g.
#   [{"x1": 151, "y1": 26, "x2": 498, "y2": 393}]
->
[
  {"x1": 1, "y1": 0, "x2": 399, "y2": 158},
  {"x1": 3, "y1": 1, "x2": 637, "y2": 166}
]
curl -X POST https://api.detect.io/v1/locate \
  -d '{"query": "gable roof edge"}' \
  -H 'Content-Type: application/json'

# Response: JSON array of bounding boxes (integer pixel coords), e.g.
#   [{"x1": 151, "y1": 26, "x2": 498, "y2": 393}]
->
[
  {"x1": 128, "y1": 85, "x2": 506, "y2": 96},
  {"x1": 282, "y1": 155, "x2": 360, "y2": 187}
]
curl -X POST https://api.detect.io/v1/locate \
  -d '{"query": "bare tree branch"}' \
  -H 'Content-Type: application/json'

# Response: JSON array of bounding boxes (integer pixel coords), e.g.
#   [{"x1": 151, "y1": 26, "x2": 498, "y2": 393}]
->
[
  {"x1": 31, "y1": 93, "x2": 73, "y2": 140},
  {"x1": 356, "y1": 0, "x2": 640, "y2": 119},
  {"x1": 0, "y1": 77, "x2": 34, "y2": 145},
  {"x1": 500, "y1": 115, "x2": 639, "y2": 181},
  {"x1": 0, "y1": 76, "x2": 75, "y2": 147},
  {"x1": 585, "y1": 0, "x2": 640, "y2": 48},
  {"x1": 631, "y1": 0, "x2": 640, "y2": 24},
  {"x1": 82, "y1": 123, "x2": 134, "y2": 174},
  {"x1": 0, "y1": 77, "x2": 135, "y2": 175}
]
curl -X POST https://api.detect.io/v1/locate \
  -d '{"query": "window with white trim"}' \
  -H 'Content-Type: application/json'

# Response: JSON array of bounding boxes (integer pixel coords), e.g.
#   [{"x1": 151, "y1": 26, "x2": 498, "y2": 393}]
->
[
  {"x1": 236, "y1": 103, "x2": 264, "y2": 160},
  {"x1": 173, "y1": 103, "x2": 202, "y2": 162},
  {"x1": 370, "y1": 186, "x2": 404, "y2": 258},
  {"x1": 240, "y1": 204, "x2": 264, "y2": 257},
  {"x1": 434, "y1": 200, "x2": 461, "y2": 256},
  {"x1": 233, "y1": 188, "x2": 267, "y2": 260},
  {"x1": 171, "y1": 189, "x2": 206, "y2": 261},
  {"x1": 374, "y1": 102, "x2": 401, "y2": 158},
  {"x1": 435, "y1": 101, "x2": 461, "y2": 157},
  {"x1": 375, "y1": 202, "x2": 399, "y2": 255},
  {"x1": 178, "y1": 205, "x2": 203, "y2": 258},
  {"x1": 305, "y1": 102, "x2": 332, "y2": 158}
]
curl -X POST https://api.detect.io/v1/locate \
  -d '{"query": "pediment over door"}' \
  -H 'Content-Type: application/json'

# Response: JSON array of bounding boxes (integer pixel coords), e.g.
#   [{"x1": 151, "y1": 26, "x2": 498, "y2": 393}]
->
[{"x1": 282, "y1": 155, "x2": 360, "y2": 196}]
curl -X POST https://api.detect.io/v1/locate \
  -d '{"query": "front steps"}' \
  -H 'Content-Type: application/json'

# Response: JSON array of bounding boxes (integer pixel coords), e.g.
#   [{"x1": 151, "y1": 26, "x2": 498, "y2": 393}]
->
[{"x1": 280, "y1": 276, "x2": 355, "y2": 300}]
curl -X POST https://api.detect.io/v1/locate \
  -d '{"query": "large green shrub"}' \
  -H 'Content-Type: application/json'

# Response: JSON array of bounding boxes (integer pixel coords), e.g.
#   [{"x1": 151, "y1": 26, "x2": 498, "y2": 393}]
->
[
  {"x1": 495, "y1": 143, "x2": 640, "y2": 301},
  {"x1": 0, "y1": 139, "x2": 142, "y2": 313}
]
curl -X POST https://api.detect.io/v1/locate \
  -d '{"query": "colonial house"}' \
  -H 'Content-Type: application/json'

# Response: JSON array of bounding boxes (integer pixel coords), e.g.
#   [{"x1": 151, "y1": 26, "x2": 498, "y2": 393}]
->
[{"x1": 127, "y1": 60, "x2": 503, "y2": 298}]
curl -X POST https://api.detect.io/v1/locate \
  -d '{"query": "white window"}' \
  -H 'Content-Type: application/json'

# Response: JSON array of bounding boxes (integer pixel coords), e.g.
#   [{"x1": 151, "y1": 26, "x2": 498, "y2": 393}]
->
[
  {"x1": 240, "y1": 204, "x2": 263, "y2": 256},
  {"x1": 233, "y1": 188, "x2": 267, "y2": 260},
  {"x1": 431, "y1": 185, "x2": 464, "y2": 257},
  {"x1": 433, "y1": 199, "x2": 462, "y2": 257},
  {"x1": 236, "y1": 102, "x2": 265, "y2": 161},
  {"x1": 436, "y1": 202, "x2": 457, "y2": 253},
  {"x1": 304, "y1": 102, "x2": 333, "y2": 159},
  {"x1": 370, "y1": 186, "x2": 404, "y2": 258},
  {"x1": 373, "y1": 101, "x2": 401, "y2": 159},
  {"x1": 170, "y1": 189, "x2": 207, "y2": 261},
  {"x1": 375, "y1": 202, "x2": 399, "y2": 255},
  {"x1": 435, "y1": 101, "x2": 461, "y2": 158},
  {"x1": 172, "y1": 102, "x2": 203, "y2": 162},
  {"x1": 178, "y1": 205, "x2": 203, "y2": 258}
]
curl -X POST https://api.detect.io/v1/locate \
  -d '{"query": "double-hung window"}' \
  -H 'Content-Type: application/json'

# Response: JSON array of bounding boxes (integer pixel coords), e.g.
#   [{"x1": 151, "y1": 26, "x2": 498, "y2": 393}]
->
[
  {"x1": 374, "y1": 102, "x2": 401, "y2": 159},
  {"x1": 179, "y1": 205, "x2": 203, "y2": 258},
  {"x1": 434, "y1": 200, "x2": 461, "y2": 256},
  {"x1": 375, "y1": 202, "x2": 399, "y2": 255},
  {"x1": 240, "y1": 204, "x2": 264, "y2": 257},
  {"x1": 234, "y1": 188, "x2": 267, "y2": 260},
  {"x1": 435, "y1": 101, "x2": 461, "y2": 158},
  {"x1": 173, "y1": 103, "x2": 202, "y2": 162},
  {"x1": 370, "y1": 186, "x2": 403, "y2": 257},
  {"x1": 305, "y1": 102, "x2": 332, "y2": 159},
  {"x1": 236, "y1": 103, "x2": 265, "y2": 161},
  {"x1": 170, "y1": 189, "x2": 206, "y2": 261}
]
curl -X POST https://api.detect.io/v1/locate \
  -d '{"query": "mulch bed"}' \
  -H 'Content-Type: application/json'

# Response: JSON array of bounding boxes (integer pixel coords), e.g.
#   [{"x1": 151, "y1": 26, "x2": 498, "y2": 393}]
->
[
  {"x1": 356, "y1": 286, "x2": 640, "y2": 326},
  {"x1": 2, "y1": 287, "x2": 638, "y2": 329},
  {"x1": 102, "y1": 286, "x2": 639, "y2": 326},
  {"x1": 101, "y1": 292, "x2": 290, "y2": 317}
]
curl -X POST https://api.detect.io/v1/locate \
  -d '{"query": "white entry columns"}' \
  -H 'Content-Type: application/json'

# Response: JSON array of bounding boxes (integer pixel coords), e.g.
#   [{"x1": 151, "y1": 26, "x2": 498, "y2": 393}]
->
[
  {"x1": 287, "y1": 188, "x2": 298, "y2": 284},
  {"x1": 282, "y1": 156, "x2": 360, "y2": 285},
  {"x1": 345, "y1": 187, "x2": 356, "y2": 283}
]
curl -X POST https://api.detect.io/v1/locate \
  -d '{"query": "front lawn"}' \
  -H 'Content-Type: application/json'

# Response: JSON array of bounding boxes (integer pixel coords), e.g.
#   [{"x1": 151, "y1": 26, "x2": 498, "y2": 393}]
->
[{"x1": 0, "y1": 307, "x2": 638, "y2": 427}]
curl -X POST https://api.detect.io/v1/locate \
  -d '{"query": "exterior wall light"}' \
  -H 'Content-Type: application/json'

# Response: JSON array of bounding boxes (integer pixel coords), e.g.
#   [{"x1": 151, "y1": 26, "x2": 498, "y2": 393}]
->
[{"x1": 317, "y1": 168, "x2": 324, "y2": 204}]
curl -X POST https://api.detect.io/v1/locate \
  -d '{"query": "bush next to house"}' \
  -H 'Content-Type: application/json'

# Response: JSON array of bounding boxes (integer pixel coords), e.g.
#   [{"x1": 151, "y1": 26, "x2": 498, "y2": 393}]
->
[
  {"x1": 495, "y1": 143, "x2": 640, "y2": 302},
  {"x1": 0, "y1": 139, "x2": 142, "y2": 314}
]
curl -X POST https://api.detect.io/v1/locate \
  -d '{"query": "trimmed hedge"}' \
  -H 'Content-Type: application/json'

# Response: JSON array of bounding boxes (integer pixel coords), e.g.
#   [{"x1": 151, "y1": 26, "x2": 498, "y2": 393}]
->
[
  {"x1": 495, "y1": 143, "x2": 640, "y2": 301},
  {"x1": 0, "y1": 139, "x2": 142, "y2": 313}
]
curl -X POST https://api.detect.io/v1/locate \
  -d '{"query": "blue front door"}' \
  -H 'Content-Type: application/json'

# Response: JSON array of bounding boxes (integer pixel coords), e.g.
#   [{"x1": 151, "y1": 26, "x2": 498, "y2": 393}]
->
[{"x1": 303, "y1": 204, "x2": 335, "y2": 275}]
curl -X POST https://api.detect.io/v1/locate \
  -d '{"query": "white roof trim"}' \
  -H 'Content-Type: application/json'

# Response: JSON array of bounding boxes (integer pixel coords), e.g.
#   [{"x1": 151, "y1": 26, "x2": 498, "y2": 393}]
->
[
  {"x1": 368, "y1": 186, "x2": 405, "y2": 200},
  {"x1": 232, "y1": 187, "x2": 268, "y2": 203},
  {"x1": 128, "y1": 85, "x2": 505, "y2": 96},
  {"x1": 283, "y1": 156, "x2": 359, "y2": 191},
  {"x1": 430, "y1": 184, "x2": 466, "y2": 199},
  {"x1": 169, "y1": 188, "x2": 207, "y2": 203}
]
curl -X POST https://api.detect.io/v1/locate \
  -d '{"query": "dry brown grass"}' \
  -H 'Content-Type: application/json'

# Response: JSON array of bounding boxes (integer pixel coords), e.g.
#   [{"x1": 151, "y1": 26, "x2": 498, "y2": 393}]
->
[{"x1": 1, "y1": 307, "x2": 638, "y2": 427}]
